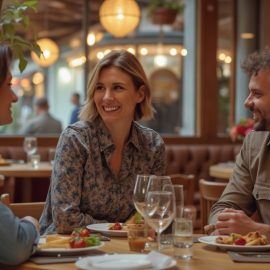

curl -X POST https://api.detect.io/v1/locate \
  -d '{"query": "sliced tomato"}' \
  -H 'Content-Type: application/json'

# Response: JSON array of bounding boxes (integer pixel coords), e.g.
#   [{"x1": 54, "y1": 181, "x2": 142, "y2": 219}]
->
[
  {"x1": 234, "y1": 237, "x2": 246, "y2": 245},
  {"x1": 72, "y1": 237, "x2": 86, "y2": 248},
  {"x1": 79, "y1": 228, "x2": 91, "y2": 237}
]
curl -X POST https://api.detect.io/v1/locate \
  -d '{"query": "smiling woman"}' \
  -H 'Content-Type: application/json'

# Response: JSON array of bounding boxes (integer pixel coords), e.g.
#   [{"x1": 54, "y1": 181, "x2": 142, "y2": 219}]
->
[
  {"x1": 40, "y1": 50, "x2": 166, "y2": 235},
  {"x1": 0, "y1": 44, "x2": 40, "y2": 265},
  {"x1": 0, "y1": 45, "x2": 18, "y2": 125}
]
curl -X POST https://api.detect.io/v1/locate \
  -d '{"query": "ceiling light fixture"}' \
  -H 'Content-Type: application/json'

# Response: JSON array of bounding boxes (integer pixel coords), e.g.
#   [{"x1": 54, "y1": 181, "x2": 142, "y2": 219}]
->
[
  {"x1": 31, "y1": 38, "x2": 59, "y2": 67},
  {"x1": 99, "y1": 0, "x2": 140, "y2": 38}
]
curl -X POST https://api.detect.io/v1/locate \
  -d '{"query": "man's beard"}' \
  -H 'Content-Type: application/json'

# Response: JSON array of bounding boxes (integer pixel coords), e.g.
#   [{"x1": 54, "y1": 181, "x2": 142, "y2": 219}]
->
[{"x1": 253, "y1": 118, "x2": 270, "y2": 131}]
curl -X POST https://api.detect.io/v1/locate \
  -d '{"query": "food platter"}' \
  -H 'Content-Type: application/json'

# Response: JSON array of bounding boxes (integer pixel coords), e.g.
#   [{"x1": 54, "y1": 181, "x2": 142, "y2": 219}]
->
[{"x1": 199, "y1": 236, "x2": 270, "y2": 251}]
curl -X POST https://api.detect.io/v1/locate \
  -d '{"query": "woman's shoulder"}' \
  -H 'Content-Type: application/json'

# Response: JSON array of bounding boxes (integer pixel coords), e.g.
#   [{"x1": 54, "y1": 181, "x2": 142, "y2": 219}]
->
[
  {"x1": 63, "y1": 121, "x2": 96, "y2": 135},
  {"x1": 133, "y1": 121, "x2": 164, "y2": 146}
]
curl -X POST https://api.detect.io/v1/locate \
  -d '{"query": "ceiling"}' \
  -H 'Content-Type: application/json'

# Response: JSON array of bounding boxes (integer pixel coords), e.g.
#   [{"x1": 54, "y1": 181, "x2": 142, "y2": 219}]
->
[
  {"x1": 18, "y1": 0, "x2": 150, "y2": 45},
  {"x1": 21, "y1": 0, "x2": 102, "y2": 43},
  {"x1": 15, "y1": 0, "x2": 232, "y2": 47}
]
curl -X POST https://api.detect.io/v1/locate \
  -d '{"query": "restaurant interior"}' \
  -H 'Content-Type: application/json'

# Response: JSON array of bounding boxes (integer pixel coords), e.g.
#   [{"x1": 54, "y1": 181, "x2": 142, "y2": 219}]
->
[{"x1": 1, "y1": 0, "x2": 270, "y2": 269}]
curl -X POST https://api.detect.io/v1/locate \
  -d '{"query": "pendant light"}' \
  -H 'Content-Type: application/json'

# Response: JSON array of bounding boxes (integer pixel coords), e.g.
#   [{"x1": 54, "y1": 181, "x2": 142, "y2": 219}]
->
[
  {"x1": 99, "y1": 0, "x2": 140, "y2": 38},
  {"x1": 31, "y1": 38, "x2": 59, "y2": 67}
]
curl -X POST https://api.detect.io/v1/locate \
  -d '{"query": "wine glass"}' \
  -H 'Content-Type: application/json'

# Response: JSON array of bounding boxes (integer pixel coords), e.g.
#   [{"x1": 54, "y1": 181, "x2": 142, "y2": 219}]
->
[
  {"x1": 146, "y1": 175, "x2": 175, "y2": 249},
  {"x1": 133, "y1": 174, "x2": 154, "y2": 216},
  {"x1": 23, "y1": 137, "x2": 37, "y2": 163},
  {"x1": 147, "y1": 175, "x2": 173, "y2": 193},
  {"x1": 144, "y1": 190, "x2": 175, "y2": 251}
]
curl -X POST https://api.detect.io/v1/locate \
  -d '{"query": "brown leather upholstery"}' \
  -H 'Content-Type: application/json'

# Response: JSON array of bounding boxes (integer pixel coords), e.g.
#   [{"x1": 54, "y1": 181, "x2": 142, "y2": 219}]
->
[
  {"x1": 165, "y1": 144, "x2": 241, "y2": 192},
  {"x1": 0, "y1": 143, "x2": 242, "y2": 230}
]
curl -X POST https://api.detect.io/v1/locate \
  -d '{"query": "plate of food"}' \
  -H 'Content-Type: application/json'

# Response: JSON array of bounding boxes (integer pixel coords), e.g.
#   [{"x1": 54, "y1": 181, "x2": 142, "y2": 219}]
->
[
  {"x1": 37, "y1": 227, "x2": 104, "y2": 255},
  {"x1": 87, "y1": 223, "x2": 127, "y2": 237},
  {"x1": 199, "y1": 232, "x2": 270, "y2": 251}
]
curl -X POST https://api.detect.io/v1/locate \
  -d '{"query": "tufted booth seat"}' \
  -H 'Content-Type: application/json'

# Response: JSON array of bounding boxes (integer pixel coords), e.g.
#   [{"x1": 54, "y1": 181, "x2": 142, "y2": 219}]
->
[
  {"x1": 0, "y1": 143, "x2": 242, "y2": 231},
  {"x1": 0, "y1": 144, "x2": 242, "y2": 199},
  {"x1": 165, "y1": 144, "x2": 242, "y2": 191}
]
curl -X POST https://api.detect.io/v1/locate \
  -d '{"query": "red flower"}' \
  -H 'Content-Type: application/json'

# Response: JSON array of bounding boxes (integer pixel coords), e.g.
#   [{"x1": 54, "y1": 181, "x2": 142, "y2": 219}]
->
[{"x1": 230, "y1": 118, "x2": 254, "y2": 142}]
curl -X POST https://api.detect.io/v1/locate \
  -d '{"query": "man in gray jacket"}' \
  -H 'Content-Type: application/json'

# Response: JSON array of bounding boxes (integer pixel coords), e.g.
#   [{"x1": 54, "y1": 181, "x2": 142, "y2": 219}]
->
[
  {"x1": 207, "y1": 48, "x2": 270, "y2": 238},
  {"x1": 21, "y1": 97, "x2": 62, "y2": 135}
]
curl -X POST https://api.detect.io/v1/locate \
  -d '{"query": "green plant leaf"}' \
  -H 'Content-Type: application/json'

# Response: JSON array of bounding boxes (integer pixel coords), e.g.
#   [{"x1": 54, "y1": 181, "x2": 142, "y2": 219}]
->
[{"x1": 0, "y1": 0, "x2": 40, "y2": 72}]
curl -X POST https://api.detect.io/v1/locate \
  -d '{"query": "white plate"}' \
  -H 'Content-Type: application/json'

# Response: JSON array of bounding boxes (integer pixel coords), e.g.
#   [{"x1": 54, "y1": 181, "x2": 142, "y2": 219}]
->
[
  {"x1": 199, "y1": 235, "x2": 270, "y2": 251},
  {"x1": 36, "y1": 238, "x2": 104, "y2": 255},
  {"x1": 75, "y1": 254, "x2": 177, "y2": 270},
  {"x1": 87, "y1": 223, "x2": 127, "y2": 237}
]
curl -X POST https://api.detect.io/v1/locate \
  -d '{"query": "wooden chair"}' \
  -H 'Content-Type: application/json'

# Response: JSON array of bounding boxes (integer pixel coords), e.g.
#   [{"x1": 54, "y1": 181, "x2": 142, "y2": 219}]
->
[
  {"x1": 199, "y1": 179, "x2": 227, "y2": 228},
  {"x1": 169, "y1": 173, "x2": 195, "y2": 206},
  {"x1": 0, "y1": 174, "x2": 4, "y2": 187},
  {"x1": 0, "y1": 193, "x2": 45, "y2": 220}
]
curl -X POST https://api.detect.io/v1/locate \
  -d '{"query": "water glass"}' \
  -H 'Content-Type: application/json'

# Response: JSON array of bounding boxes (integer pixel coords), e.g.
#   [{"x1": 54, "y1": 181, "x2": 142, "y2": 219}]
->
[
  {"x1": 48, "y1": 148, "x2": 56, "y2": 165},
  {"x1": 23, "y1": 137, "x2": 37, "y2": 162},
  {"x1": 173, "y1": 214, "x2": 193, "y2": 260},
  {"x1": 30, "y1": 154, "x2": 40, "y2": 169}
]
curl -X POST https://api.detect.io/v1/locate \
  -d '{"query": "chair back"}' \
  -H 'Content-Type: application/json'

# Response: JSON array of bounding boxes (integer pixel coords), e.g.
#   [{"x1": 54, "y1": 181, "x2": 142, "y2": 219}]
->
[
  {"x1": 0, "y1": 174, "x2": 4, "y2": 187},
  {"x1": 199, "y1": 179, "x2": 227, "y2": 227},
  {"x1": 170, "y1": 173, "x2": 195, "y2": 205},
  {"x1": 0, "y1": 193, "x2": 45, "y2": 220}
]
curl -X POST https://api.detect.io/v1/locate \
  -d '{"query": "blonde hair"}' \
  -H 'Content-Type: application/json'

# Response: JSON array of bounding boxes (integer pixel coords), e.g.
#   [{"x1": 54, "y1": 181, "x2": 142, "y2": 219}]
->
[{"x1": 80, "y1": 50, "x2": 154, "y2": 121}]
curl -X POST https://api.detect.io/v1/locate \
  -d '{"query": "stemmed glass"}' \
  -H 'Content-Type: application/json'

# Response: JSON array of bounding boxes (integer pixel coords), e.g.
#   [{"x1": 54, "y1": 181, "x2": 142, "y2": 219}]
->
[
  {"x1": 133, "y1": 174, "x2": 154, "y2": 216},
  {"x1": 144, "y1": 190, "x2": 175, "y2": 251},
  {"x1": 23, "y1": 137, "x2": 37, "y2": 163},
  {"x1": 144, "y1": 175, "x2": 175, "y2": 250}
]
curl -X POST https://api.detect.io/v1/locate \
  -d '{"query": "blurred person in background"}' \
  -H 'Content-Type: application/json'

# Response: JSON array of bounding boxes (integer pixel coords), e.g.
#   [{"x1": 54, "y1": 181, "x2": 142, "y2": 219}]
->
[
  {"x1": 69, "y1": 92, "x2": 81, "y2": 124},
  {"x1": 40, "y1": 50, "x2": 166, "y2": 234},
  {"x1": 0, "y1": 44, "x2": 40, "y2": 265},
  {"x1": 20, "y1": 97, "x2": 62, "y2": 135}
]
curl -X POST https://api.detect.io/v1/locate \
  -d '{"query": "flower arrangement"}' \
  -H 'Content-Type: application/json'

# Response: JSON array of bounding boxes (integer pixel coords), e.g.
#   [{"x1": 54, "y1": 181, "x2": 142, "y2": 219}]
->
[{"x1": 230, "y1": 118, "x2": 254, "y2": 142}]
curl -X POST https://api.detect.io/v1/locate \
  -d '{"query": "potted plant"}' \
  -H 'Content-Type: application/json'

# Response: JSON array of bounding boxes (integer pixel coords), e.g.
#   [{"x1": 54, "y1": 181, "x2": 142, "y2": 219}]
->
[
  {"x1": 147, "y1": 0, "x2": 185, "y2": 25},
  {"x1": 0, "y1": 0, "x2": 41, "y2": 72}
]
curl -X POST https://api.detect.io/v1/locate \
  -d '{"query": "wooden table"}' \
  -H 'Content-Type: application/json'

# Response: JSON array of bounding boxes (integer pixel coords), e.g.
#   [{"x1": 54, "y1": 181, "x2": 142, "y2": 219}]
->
[
  {"x1": 1, "y1": 237, "x2": 269, "y2": 270},
  {"x1": 0, "y1": 162, "x2": 52, "y2": 202},
  {"x1": 209, "y1": 163, "x2": 234, "y2": 180}
]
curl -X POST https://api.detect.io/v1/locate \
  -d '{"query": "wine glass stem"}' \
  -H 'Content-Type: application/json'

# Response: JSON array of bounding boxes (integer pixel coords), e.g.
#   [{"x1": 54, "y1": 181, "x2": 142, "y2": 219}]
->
[{"x1": 157, "y1": 231, "x2": 161, "y2": 251}]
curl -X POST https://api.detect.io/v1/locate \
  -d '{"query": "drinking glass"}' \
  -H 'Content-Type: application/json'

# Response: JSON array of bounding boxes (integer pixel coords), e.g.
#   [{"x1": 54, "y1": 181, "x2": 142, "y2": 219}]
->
[
  {"x1": 173, "y1": 207, "x2": 194, "y2": 260},
  {"x1": 144, "y1": 190, "x2": 174, "y2": 251},
  {"x1": 48, "y1": 148, "x2": 56, "y2": 165},
  {"x1": 23, "y1": 137, "x2": 37, "y2": 162},
  {"x1": 133, "y1": 174, "x2": 154, "y2": 216},
  {"x1": 172, "y1": 185, "x2": 184, "y2": 219},
  {"x1": 146, "y1": 175, "x2": 175, "y2": 249}
]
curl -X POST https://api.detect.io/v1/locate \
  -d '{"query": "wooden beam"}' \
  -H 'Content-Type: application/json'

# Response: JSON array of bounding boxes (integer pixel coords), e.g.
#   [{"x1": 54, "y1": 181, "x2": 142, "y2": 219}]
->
[{"x1": 198, "y1": 0, "x2": 218, "y2": 139}]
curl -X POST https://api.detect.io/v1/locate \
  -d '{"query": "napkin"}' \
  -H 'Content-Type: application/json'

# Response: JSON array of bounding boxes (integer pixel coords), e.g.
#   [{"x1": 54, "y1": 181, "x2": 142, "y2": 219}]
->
[{"x1": 147, "y1": 251, "x2": 173, "y2": 269}]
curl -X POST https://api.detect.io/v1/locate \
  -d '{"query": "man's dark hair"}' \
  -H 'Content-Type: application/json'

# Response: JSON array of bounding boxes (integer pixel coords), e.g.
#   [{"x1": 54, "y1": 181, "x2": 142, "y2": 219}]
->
[
  {"x1": 34, "y1": 97, "x2": 49, "y2": 110},
  {"x1": 241, "y1": 47, "x2": 270, "y2": 76},
  {"x1": 72, "y1": 92, "x2": 80, "y2": 100}
]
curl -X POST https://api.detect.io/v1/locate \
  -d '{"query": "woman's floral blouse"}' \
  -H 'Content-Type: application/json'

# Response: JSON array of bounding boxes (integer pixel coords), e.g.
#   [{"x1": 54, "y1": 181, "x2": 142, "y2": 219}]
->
[{"x1": 40, "y1": 117, "x2": 166, "y2": 234}]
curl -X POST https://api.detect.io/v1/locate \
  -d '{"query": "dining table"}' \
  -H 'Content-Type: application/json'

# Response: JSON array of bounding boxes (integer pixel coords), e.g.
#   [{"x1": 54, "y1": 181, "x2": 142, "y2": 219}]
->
[
  {"x1": 0, "y1": 236, "x2": 269, "y2": 270},
  {"x1": 209, "y1": 162, "x2": 234, "y2": 180},
  {"x1": 0, "y1": 162, "x2": 52, "y2": 202}
]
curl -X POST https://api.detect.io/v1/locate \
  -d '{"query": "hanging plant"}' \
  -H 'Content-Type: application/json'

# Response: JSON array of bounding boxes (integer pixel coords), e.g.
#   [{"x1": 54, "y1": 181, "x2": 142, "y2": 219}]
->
[
  {"x1": 0, "y1": 0, "x2": 41, "y2": 72},
  {"x1": 147, "y1": 0, "x2": 185, "y2": 25}
]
